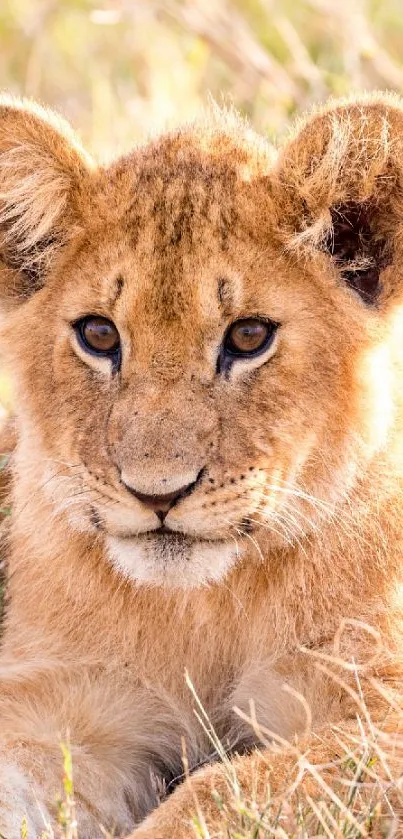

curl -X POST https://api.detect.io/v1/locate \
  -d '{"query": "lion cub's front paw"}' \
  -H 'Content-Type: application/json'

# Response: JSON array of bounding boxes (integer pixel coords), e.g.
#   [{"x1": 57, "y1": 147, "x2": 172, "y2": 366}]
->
[
  {"x1": 132, "y1": 764, "x2": 226, "y2": 839},
  {"x1": 0, "y1": 760, "x2": 51, "y2": 837}
]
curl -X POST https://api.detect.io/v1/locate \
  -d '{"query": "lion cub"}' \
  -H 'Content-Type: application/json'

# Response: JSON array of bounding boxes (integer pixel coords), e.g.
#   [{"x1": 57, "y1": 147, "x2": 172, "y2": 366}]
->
[{"x1": 0, "y1": 92, "x2": 402, "y2": 836}]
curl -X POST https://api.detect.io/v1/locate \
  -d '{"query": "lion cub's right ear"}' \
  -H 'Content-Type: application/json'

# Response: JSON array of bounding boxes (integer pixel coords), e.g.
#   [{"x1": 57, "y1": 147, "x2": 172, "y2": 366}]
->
[
  {"x1": 271, "y1": 93, "x2": 403, "y2": 307},
  {"x1": 0, "y1": 95, "x2": 93, "y2": 308}
]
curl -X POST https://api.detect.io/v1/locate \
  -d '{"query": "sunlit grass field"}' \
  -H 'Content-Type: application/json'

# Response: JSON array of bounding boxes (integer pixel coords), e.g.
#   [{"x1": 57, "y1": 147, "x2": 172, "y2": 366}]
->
[
  {"x1": 1, "y1": 0, "x2": 403, "y2": 159},
  {"x1": 23, "y1": 677, "x2": 403, "y2": 837}
]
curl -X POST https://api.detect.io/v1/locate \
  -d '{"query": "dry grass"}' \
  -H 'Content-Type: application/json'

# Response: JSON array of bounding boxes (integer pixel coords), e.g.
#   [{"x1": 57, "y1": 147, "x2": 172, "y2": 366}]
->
[
  {"x1": 30, "y1": 671, "x2": 403, "y2": 837},
  {"x1": 185, "y1": 673, "x2": 403, "y2": 839},
  {"x1": 1, "y1": 0, "x2": 403, "y2": 158}
]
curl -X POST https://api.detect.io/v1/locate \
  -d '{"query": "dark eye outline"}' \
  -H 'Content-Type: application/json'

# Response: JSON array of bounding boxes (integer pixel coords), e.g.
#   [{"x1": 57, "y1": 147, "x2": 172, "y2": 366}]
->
[
  {"x1": 73, "y1": 315, "x2": 121, "y2": 371},
  {"x1": 217, "y1": 317, "x2": 279, "y2": 376}
]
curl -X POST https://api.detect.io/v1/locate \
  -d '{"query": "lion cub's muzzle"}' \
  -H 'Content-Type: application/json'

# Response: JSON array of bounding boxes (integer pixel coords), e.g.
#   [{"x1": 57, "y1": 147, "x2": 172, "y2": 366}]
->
[{"x1": 98, "y1": 459, "x2": 248, "y2": 585}]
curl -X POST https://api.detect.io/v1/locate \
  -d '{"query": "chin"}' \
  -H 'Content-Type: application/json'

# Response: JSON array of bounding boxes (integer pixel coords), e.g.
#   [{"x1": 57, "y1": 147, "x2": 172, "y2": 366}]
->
[{"x1": 105, "y1": 531, "x2": 242, "y2": 588}]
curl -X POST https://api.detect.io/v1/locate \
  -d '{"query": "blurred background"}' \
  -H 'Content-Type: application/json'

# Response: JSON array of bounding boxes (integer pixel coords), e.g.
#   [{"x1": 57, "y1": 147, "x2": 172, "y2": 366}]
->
[{"x1": 1, "y1": 0, "x2": 403, "y2": 161}]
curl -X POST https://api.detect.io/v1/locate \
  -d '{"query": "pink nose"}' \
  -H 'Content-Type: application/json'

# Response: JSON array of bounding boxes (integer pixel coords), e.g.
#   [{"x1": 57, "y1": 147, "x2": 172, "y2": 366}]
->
[{"x1": 121, "y1": 481, "x2": 196, "y2": 522}]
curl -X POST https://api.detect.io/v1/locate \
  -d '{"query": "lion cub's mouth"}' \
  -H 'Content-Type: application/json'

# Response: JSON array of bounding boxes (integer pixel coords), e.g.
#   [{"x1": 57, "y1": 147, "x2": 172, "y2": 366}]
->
[
  {"x1": 118, "y1": 529, "x2": 192, "y2": 544},
  {"x1": 152, "y1": 525, "x2": 180, "y2": 537},
  {"x1": 117, "y1": 524, "x2": 196, "y2": 540},
  {"x1": 105, "y1": 526, "x2": 241, "y2": 587},
  {"x1": 114, "y1": 522, "x2": 225, "y2": 544}
]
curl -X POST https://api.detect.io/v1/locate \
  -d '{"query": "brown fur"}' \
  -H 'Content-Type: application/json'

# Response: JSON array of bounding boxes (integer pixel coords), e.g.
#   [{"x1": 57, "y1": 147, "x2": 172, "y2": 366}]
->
[{"x1": 0, "y1": 93, "x2": 402, "y2": 835}]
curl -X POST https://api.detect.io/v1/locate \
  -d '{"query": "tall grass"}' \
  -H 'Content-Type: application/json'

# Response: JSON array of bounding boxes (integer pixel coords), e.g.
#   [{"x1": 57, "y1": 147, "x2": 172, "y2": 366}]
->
[
  {"x1": 31, "y1": 673, "x2": 403, "y2": 837},
  {"x1": 0, "y1": 0, "x2": 403, "y2": 158}
]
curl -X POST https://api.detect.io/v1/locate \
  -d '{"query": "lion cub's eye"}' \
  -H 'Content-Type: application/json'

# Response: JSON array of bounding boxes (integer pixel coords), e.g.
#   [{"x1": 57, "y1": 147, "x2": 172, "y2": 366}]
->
[
  {"x1": 218, "y1": 318, "x2": 278, "y2": 375},
  {"x1": 224, "y1": 318, "x2": 276, "y2": 356},
  {"x1": 74, "y1": 316, "x2": 121, "y2": 359}
]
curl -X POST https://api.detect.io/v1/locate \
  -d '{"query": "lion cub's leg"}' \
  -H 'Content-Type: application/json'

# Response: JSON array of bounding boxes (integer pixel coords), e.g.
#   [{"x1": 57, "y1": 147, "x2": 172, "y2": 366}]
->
[
  {"x1": 0, "y1": 759, "x2": 52, "y2": 837},
  {"x1": 0, "y1": 743, "x2": 135, "y2": 837},
  {"x1": 0, "y1": 671, "x2": 190, "y2": 837},
  {"x1": 0, "y1": 747, "x2": 136, "y2": 837},
  {"x1": 133, "y1": 713, "x2": 403, "y2": 839},
  {"x1": 0, "y1": 694, "x2": 136, "y2": 836}
]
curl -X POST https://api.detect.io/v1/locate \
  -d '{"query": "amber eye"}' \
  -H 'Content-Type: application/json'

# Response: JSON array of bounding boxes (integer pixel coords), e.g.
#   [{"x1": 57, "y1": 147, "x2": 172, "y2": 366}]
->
[
  {"x1": 217, "y1": 317, "x2": 277, "y2": 375},
  {"x1": 224, "y1": 318, "x2": 275, "y2": 355},
  {"x1": 75, "y1": 316, "x2": 121, "y2": 359}
]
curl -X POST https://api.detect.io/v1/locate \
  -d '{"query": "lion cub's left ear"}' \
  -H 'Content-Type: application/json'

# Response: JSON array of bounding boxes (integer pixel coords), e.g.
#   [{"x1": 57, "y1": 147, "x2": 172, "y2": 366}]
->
[
  {"x1": 0, "y1": 95, "x2": 93, "y2": 308},
  {"x1": 272, "y1": 93, "x2": 403, "y2": 306}
]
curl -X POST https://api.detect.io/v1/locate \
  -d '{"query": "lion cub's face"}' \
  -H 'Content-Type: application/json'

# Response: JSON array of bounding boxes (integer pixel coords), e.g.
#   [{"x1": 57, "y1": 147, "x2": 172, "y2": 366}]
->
[{"x1": 2, "y1": 99, "x2": 401, "y2": 586}]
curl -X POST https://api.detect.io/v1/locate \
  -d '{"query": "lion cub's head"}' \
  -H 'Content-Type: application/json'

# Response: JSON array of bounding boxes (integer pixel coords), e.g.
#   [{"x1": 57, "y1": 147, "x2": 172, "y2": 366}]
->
[{"x1": 1, "y1": 94, "x2": 403, "y2": 587}]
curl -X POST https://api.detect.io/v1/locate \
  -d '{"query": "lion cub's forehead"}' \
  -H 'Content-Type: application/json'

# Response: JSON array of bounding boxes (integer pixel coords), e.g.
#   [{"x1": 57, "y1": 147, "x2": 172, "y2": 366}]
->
[
  {"x1": 82, "y1": 121, "x2": 276, "y2": 327},
  {"x1": 105, "y1": 125, "x2": 273, "y2": 245}
]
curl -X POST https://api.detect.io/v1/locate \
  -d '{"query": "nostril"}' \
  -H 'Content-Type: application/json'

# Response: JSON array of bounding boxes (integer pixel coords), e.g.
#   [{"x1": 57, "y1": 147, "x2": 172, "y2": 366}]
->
[
  {"x1": 121, "y1": 468, "x2": 206, "y2": 514},
  {"x1": 126, "y1": 487, "x2": 182, "y2": 513}
]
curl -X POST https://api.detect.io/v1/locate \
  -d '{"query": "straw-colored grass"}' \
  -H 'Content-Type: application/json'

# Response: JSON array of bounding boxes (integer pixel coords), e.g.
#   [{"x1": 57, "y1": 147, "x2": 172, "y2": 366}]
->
[
  {"x1": 1, "y1": 0, "x2": 403, "y2": 158},
  {"x1": 32, "y1": 669, "x2": 403, "y2": 837}
]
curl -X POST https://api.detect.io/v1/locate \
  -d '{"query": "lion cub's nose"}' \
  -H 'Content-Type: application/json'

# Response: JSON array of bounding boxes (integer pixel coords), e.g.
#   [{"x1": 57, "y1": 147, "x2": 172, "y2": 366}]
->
[{"x1": 122, "y1": 480, "x2": 198, "y2": 522}]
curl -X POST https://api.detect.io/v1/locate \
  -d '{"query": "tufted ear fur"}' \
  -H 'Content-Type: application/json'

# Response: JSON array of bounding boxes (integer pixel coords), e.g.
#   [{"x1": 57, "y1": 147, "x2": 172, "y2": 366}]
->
[
  {"x1": 0, "y1": 95, "x2": 93, "y2": 307},
  {"x1": 272, "y1": 93, "x2": 403, "y2": 306}
]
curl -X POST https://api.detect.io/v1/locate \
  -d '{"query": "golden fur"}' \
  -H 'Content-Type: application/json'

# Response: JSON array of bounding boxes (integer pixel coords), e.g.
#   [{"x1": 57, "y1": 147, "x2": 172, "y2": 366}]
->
[{"x1": 0, "y1": 92, "x2": 402, "y2": 835}]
